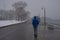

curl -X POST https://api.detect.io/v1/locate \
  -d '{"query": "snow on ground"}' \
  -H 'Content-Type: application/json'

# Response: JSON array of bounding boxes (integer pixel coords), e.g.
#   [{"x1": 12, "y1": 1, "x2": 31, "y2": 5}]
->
[{"x1": 0, "y1": 20, "x2": 27, "y2": 27}]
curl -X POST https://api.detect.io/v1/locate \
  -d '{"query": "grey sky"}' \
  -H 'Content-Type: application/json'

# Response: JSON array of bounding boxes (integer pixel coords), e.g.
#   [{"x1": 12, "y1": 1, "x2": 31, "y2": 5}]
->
[{"x1": 0, "y1": 0, "x2": 60, "y2": 20}]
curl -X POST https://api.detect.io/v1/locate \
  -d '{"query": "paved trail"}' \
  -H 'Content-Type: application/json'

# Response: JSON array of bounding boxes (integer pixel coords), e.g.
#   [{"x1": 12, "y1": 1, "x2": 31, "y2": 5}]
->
[{"x1": 0, "y1": 21, "x2": 60, "y2": 40}]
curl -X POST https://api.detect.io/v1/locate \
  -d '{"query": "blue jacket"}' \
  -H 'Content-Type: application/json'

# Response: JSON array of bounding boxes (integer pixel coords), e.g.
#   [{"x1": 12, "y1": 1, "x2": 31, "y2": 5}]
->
[{"x1": 32, "y1": 16, "x2": 39, "y2": 28}]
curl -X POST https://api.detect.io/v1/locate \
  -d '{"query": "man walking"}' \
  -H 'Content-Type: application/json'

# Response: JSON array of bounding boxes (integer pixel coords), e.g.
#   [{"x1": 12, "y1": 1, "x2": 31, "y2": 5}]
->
[{"x1": 32, "y1": 16, "x2": 40, "y2": 40}]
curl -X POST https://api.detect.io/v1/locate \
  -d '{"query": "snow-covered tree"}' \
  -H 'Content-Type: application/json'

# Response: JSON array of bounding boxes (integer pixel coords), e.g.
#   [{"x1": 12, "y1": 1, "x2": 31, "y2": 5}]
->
[{"x1": 12, "y1": 1, "x2": 30, "y2": 21}]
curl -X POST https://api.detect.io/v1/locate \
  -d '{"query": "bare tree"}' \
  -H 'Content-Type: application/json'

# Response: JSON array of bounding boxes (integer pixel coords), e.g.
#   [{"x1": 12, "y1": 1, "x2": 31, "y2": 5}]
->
[{"x1": 12, "y1": 1, "x2": 30, "y2": 21}]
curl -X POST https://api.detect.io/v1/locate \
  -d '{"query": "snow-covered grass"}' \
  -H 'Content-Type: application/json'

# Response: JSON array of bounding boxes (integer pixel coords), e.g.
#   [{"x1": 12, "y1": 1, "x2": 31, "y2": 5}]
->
[{"x1": 0, "y1": 20, "x2": 27, "y2": 27}]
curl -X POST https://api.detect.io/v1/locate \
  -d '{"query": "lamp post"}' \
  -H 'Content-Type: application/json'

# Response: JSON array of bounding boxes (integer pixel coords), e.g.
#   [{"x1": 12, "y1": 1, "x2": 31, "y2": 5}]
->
[{"x1": 42, "y1": 7, "x2": 46, "y2": 40}]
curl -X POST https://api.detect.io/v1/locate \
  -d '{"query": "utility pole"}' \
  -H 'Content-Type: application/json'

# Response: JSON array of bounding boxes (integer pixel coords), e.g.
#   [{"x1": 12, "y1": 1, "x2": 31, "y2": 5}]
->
[{"x1": 44, "y1": 8, "x2": 46, "y2": 31}]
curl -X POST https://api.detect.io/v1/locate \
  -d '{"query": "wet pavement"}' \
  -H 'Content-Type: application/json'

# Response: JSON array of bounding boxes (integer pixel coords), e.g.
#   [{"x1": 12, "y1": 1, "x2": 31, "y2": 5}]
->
[{"x1": 0, "y1": 21, "x2": 60, "y2": 40}]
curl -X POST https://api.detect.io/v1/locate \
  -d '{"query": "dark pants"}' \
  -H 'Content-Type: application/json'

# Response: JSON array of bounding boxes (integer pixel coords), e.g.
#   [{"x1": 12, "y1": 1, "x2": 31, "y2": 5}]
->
[{"x1": 34, "y1": 27, "x2": 37, "y2": 40}]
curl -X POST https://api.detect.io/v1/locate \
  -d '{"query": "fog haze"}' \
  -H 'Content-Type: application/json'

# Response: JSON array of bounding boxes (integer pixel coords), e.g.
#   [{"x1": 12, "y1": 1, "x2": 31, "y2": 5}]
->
[{"x1": 0, "y1": 0, "x2": 60, "y2": 20}]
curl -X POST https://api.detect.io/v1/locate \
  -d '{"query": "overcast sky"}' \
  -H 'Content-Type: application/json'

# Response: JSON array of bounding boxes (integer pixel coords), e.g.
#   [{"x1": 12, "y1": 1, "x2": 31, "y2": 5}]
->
[{"x1": 0, "y1": 0, "x2": 60, "y2": 20}]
